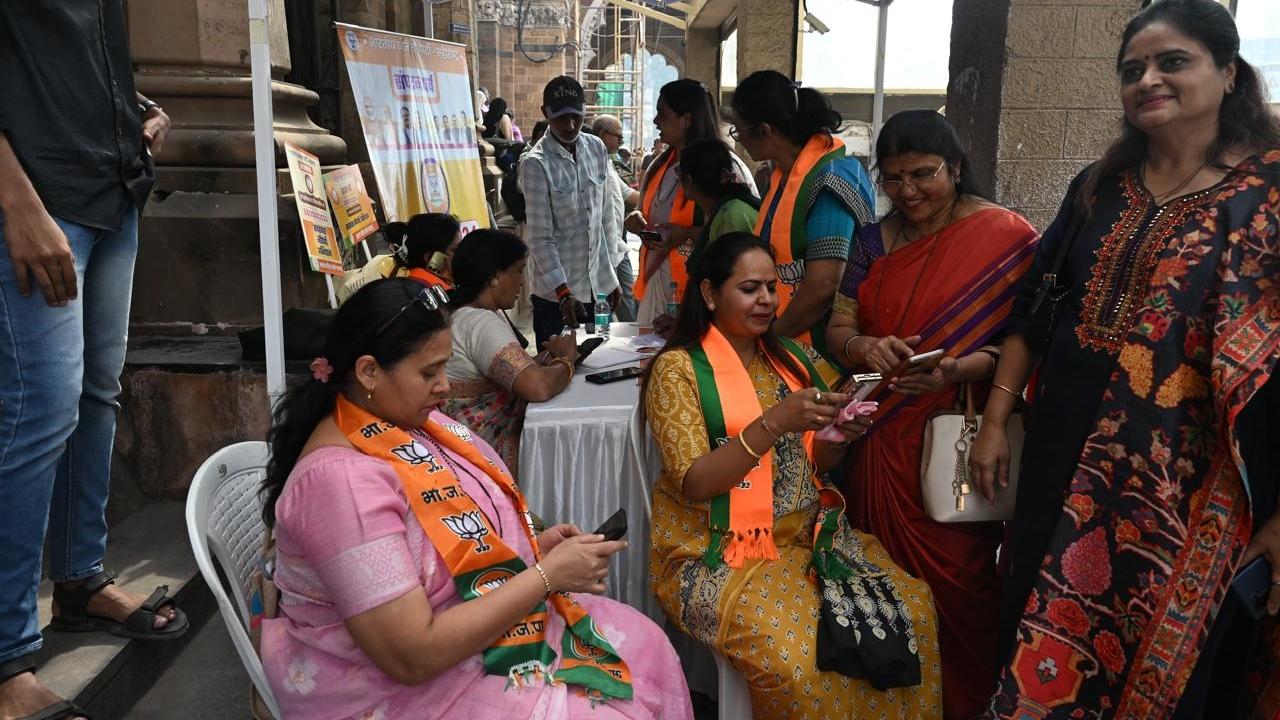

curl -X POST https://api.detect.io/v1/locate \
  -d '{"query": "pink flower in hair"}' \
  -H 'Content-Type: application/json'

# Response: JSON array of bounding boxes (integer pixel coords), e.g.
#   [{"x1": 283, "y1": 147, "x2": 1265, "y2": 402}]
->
[{"x1": 310, "y1": 357, "x2": 334, "y2": 383}]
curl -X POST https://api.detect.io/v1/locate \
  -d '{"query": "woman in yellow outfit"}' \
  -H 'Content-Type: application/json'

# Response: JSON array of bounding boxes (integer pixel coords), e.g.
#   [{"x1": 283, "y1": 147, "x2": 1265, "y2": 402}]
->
[{"x1": 643, "y1": 232, "x2": 942, "y2": 719}]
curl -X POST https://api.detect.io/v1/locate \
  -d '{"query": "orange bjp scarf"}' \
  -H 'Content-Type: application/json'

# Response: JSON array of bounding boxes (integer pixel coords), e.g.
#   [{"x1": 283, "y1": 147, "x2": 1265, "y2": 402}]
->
[
  {"x1": 333, "y1": 395, "x2": 632, "y2": 701},
  {"x1": 686, "y1": 325, "x2": 849, "y2": 576},
  {"x1": 633, "y1": 148, "x2": 698, "y2": 301},
  {"x1": 752, "y1": 135, "x2": 848, "y2": 346}
]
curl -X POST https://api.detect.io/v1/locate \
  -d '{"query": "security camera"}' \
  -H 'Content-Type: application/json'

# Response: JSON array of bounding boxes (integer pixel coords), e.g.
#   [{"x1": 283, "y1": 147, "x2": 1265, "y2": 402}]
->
[{"x1": 804, "y1": 12, "x2": 829, "y2": 34}]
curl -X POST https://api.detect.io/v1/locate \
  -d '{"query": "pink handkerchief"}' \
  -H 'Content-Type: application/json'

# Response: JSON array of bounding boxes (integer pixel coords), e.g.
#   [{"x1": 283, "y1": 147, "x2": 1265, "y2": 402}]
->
[{"x1": 814, "y1": 400, "x2": 879, "y2": 442}]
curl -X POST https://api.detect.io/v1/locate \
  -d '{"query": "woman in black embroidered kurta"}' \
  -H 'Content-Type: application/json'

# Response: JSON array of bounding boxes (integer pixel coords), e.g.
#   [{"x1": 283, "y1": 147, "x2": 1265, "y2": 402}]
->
[{"x1": 970, "y1": 1, "x2": 1280, "y2": 717}]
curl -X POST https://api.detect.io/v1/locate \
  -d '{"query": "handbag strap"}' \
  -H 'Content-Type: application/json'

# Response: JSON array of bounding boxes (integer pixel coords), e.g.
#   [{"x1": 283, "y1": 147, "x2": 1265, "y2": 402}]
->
[
  {"x1": 962, "y1": 382, "x2": 976, "y2": 424},
  {"x1": 1030, "y1": 193, "x2": 1087, "y2": 312}
]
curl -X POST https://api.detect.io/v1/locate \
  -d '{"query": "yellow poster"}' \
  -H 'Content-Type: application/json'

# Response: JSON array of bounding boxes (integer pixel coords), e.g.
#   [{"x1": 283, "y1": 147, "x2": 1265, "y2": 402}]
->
[
  {"x1": 322, "y1": 165, "x2": 380, "y2": 245},
  {"x1": 336, "y1": 23, "x2": 489, "y2": 233},
  {"x1": 284, "y1": 142, "x2": 344, "y2": 276}
]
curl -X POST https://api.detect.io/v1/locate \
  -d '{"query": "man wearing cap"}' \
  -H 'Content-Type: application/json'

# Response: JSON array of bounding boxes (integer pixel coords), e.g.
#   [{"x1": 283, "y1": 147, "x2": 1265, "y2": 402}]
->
[{"x1": 519, "y1": 76, "x2": 621, "y2": 347}]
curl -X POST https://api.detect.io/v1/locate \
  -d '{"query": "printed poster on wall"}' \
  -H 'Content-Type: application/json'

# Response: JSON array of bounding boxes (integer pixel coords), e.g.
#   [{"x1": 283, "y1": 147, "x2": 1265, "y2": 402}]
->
[
  {"x1": 322, "y1": 165, "x2": 380, "y2": 245},
  {"x1": 336, "y1": 23, "x2": 489, "y2": 233},
  {"x1": 284, "y1": 142, "x2": 345, "y2": 276}
]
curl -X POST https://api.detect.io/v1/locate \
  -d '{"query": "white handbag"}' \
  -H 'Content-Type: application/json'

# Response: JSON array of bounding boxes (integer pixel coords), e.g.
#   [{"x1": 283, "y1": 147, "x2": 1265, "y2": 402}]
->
[{"x1": 920, "y1": 384, "x2": 1024, "y2": 523}]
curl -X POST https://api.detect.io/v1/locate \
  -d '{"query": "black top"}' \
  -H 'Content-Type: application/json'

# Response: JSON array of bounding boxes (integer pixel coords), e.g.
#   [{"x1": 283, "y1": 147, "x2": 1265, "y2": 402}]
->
[
  {"x1": 0, "y1": 0, "x2": 153, "y2": 231},
  {"x1": 1000, "y1": 159, "x2": 1280, "y2": 662}
]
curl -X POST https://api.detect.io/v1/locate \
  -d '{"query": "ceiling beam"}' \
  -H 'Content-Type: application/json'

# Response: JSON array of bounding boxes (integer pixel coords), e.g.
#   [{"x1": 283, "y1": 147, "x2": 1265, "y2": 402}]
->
[{"x1": 602, "y1": 0, "x2": 688, "y2": 29}]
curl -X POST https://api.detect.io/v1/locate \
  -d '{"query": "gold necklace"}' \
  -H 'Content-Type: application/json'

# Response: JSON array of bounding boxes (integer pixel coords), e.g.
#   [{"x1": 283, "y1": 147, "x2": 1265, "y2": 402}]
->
[{"x1": 1144, "y1": 160, "x2": 1206, "y2": 204}]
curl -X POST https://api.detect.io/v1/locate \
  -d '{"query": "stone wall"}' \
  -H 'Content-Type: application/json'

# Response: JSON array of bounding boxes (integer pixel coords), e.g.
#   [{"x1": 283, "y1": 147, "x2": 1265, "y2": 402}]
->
[
  {"x1": 993, "y1": 0, "x2": 1141, "y2": 230},
  {"x1": 475, "y1": 1, "x2": 571, "y2": 132}
]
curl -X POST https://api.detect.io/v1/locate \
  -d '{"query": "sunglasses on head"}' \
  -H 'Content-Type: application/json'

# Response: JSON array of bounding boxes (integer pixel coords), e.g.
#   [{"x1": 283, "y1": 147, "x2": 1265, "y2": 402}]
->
[{"x1": 374, "y1": 284, "x2": 449, "y2": 337}]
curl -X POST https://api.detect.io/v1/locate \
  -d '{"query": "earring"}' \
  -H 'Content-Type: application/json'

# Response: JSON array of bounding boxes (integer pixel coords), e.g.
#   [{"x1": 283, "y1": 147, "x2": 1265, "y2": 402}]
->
[
  {"x1": 367, "y1": 386, "x2": 375, "y2": 402},
  {"x1": 490, "y1": 279, "x2": 499, "y2": 287},
  {"x1": 1226, "y1": 83, "x2": 1235, "y2": 93},
  {"x1": 708, "y1": 303, "x2": 716, "y2": 311}
]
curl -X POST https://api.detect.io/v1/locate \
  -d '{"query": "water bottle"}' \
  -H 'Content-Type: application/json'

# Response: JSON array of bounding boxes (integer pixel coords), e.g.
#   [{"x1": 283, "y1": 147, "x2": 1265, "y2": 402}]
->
[
  {"x1": 665, "y1": 280, "x2": 680, "y2": 319},
  {"x1": 595, "y1": 292, "x2": 611, "y2": 339}
]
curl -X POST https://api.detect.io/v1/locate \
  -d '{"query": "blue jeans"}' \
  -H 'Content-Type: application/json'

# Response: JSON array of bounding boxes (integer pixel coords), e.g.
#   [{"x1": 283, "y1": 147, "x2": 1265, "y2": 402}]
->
[{"x1": 0, "y1": 209, "x2": 138, "y2": 662}]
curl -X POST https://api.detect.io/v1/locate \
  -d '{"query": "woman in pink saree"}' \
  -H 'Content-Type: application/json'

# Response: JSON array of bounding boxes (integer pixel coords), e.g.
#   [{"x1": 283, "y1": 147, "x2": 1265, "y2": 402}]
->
[{"x1": 258, "y1": 278, "x2": 693, "y2": 720}]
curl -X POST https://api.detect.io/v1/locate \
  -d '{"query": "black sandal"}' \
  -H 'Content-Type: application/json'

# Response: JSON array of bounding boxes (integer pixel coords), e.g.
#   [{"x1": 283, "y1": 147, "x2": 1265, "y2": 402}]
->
[
  {"x1": 0, "y1": 654, "x2": 93, "y2": 720},
  {"x1": 48, "y1": 570, "x2": 189, "y2": 641}
]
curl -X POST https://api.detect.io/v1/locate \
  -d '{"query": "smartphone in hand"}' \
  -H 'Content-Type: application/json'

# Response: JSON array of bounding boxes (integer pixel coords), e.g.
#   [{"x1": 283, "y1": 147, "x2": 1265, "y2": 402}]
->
[{"x1": 591, "y1": 508, "x2": 627, "y2": 541}]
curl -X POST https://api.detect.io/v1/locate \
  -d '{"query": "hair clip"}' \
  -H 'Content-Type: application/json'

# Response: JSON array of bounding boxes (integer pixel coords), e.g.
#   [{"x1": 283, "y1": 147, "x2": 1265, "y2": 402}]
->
[
  {"x1": 310, "y1": 356, "x2": 334, "y2": 383},
  {"x1": 393, "y1": 242, "x2": 409, "y2": 264},
  {"x1": 792, "y1": 81, "x2": 802, "y2": 111}
]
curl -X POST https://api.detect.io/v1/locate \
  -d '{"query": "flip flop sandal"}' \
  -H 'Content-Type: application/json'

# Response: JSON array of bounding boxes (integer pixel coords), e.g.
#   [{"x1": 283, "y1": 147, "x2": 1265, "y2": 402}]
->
[
  {"x1": 0, "y1": 654, "x2": 94, "y2": 720},
  {"x1": 48, "y1": 570, "x2": 189, "y2": 641}
]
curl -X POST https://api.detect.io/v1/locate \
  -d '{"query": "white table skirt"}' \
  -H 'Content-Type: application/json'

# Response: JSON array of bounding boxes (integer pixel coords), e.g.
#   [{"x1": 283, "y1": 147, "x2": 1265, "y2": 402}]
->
[
  {"x1": 518, "y1": 325, "x2": 664, "y2": 622},
  {"x1": 519, "y1": 325, "x2": 722, "y2": 695}
]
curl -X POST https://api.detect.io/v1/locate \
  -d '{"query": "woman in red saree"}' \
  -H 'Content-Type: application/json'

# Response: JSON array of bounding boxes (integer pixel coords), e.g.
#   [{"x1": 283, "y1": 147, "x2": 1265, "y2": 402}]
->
[{"x1": 827, "y1": 111, "x2": 1038, "y2": 719}]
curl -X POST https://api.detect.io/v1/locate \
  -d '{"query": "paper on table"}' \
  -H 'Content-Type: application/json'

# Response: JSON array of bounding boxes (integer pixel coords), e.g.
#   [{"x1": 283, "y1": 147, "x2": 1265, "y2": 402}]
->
[
  {"x1": 622, "y1": 333, "x2": 667, "y2": 350},
  {"x1": 579, "y1": 346, "x2": 647, "y2": 369}
]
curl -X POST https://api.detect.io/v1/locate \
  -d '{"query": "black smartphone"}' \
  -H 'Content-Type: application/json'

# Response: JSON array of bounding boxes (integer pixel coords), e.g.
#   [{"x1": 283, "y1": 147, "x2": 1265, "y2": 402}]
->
[
  {"x1": 1231, "y1": 556, "x2": 1272, "y2": 620},
  {"x1": 591, "y1": 508, "x2": 627, "y2": 541},
  {"x1": 585, "y1": 366, "x2": 643, "y2": 384},
  {"x1": 637, "y1": 230, "x2": 663, "y2": 248},
  {"x1": 575, "y1": 336, "x2": 605, "y2": 367}
]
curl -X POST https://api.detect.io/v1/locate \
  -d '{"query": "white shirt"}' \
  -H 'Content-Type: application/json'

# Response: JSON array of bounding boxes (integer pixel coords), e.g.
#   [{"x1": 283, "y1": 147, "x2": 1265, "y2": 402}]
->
[{"x1": 519, "y1": 132, "x2": 620, "y2": 302}]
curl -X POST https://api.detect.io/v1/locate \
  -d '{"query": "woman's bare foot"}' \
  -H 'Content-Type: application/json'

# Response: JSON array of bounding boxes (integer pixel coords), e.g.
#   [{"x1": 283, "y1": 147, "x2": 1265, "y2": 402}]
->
[
  {"x1": 53, "y1": 581, "x2": 177, "y2": 629},
  {"x1": 0, "y1": 672, "x2": 87, "y2": 720}
]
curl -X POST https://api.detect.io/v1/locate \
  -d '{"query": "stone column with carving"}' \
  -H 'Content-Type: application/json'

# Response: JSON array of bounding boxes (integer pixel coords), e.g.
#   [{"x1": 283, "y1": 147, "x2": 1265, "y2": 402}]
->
[{"x1": 127, "y1": 0, "x2": 346, "y2": 334}]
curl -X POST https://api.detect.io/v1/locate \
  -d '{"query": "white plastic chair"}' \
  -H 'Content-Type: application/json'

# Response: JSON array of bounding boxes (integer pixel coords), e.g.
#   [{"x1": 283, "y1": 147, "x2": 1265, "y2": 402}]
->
[
  {"x1": 627, "y1": 404, "x2": 752, "y2": 718},
  {"x1": 185, "y1": 441, "x2": 281, "y2": 719},
  {"x1": 713, "y1": 651, "x2": 752, "y2": 720}
]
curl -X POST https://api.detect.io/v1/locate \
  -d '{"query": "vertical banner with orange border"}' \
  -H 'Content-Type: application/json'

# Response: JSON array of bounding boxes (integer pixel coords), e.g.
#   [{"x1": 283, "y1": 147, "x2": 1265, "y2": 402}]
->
[
  {"x1": 322, "y1": 165, "x2": 380, "y2": 245},
  {"x1": 336, "y1": 23, "x2": 489, "y2": 235},
  {"x1": 284, "y1": 142, "x2": 344, "y2": 276}
]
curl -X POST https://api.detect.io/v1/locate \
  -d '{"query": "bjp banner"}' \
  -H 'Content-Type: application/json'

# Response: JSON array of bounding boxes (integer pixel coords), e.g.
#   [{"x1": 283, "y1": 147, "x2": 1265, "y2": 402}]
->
[
  {"x1": 322, "y1": 165, "x2": 379, "y2": 245},
  {"x1": 336, "y1": 23, "x2": 489, "y2": 232},
  {"x1": 284, "y1": 142, "x2": 344, "y2": 276}
]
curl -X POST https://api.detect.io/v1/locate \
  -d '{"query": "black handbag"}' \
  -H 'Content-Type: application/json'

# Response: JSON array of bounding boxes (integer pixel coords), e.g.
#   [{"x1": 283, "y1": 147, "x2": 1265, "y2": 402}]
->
[{"x1": 1025, "y1": 203, "x2": 1086, "y2": 355}]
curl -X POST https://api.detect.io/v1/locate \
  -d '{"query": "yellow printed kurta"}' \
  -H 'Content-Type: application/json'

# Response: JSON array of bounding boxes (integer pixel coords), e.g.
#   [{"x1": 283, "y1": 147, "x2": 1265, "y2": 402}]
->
[{"x1": 645, "y1": 350, "x2": 943, "y2": 720}]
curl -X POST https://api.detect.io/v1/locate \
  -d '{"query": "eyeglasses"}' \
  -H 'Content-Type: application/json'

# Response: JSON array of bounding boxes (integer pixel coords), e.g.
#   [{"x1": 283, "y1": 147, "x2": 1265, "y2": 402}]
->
[
  {"x1": 374, "y1": 285, "x2": 449, "y2": 337},
  {"x1": 728, "y1": 124, "x2": 758, "y2": 142},
  {"x1": 877, "y1": 160, "x2": 949, "y2": 191}
]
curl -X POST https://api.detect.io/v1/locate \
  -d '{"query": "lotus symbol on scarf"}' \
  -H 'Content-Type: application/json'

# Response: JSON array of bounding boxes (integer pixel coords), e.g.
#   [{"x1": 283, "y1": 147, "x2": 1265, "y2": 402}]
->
[
  {"x1": 391, "y1": 441, "x2": 444, "y2": 471},
  {"x1": 443, "y1": 511, "x2": 492, "y2": 553}
]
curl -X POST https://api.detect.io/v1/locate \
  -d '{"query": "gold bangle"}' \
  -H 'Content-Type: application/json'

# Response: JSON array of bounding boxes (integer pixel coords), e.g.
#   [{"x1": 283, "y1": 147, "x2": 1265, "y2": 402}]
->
[
  {"x1": 842, "y1": 335, "x2": 863, "y2": 364},
  {"x1": 737, "y1": 433, "x2": 765, "y2": 460},
  {"x1": 759, "y1": 413, "x2": 780, "y2": 440},
  {"x1": 992, "y1": 382, "x2": 1022, "y2": 400},
  {"x1": 550, "y1": 357, "x2": 574, "y2": 381},
  {"x1": 533, "y1": 563, "x2": 553, "y2": 598}
]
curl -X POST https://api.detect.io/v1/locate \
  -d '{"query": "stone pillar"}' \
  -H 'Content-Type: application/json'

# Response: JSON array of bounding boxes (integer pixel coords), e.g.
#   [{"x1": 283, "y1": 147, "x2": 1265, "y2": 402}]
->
[
  {"x1": 129, "y1": 0, "x2": 344, "y2": 167},
  {"x1": 946, "y1": 0, "x2": 1011, "y2": 199},
  {"x1": 736, "y1": 0, "x2": 801, "y2": 81},
  {"x1": 126, "y1": 0, "x2": 346, "y2": 333},
  {"x1": 987, "y1": 0, "x2": 1140, "y2": 230},
  {"x1": 685, "y1": 27, "x2": 720, "y2": 100}
]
